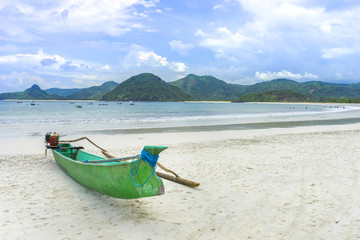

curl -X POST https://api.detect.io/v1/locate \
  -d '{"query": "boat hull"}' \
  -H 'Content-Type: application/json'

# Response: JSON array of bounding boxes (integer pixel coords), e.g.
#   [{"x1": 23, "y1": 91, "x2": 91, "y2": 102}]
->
[{"x1": 52, "y1": 144, "x2": 165, "y2": 199}]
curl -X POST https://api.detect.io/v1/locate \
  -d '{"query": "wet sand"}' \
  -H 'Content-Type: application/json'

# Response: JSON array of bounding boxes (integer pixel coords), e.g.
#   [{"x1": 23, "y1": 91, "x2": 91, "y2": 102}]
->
[{"x1": 1, "y1": 123, "x2": 360, "y2": 239}]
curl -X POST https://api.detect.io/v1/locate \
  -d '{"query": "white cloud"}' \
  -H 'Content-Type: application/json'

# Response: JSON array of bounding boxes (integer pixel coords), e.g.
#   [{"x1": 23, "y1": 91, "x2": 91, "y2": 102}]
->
[
  {"x1": 320, "y1": 22, "x2": 332, "y2": 34},
  {"x1": 213, "y1": 4, "x2": 225, "y2": 10},
  {"x1": 255, "y1": 70, "x2": 318, "y2": 81},
  {"x1": 70, "y1": 78, "x2": 99, "y2": 87},
  {"x1": 321, "y1": 47, "x2": 356, "y2": 59},
  {"x1": 208, "y1": 1, "x2": 320, "y2": 48},
  {"x1": 195, "y1": 27, "x2": 253, "y2": 63},
  {"x1": 0, "y1": 0, "x2": 159, "y2": 40},
  {"x1": 0, "y1": 71, "x2": 45, "y2": 91},
  {"x1": 72, "y1": 79, "x2": 84, "y2": 85},
  {"x1": 169, "y1": 62, "x2": 187, "y2": 72},
  {"x1": 169, "y1": 40, "x2": 194, "y2": 55},
  {"x1": 194, "y1": 29, "x2": 206, "y2": 38},
  {"x1": 198, "y1": 1, "x2": 360, "y2": 64},
  {"x1": 0, "y1": 49, "x2": 65, "y2": 68},
  {"x1": 137, "y1": 51, "x2": 169, "y2": 67},
  {"x1": 237, "y1": 0, "x2": 325, "y2": 24},
  {"x1": 0, "y1": 49, "x2": 109, "y2": 75},
  {"x1": 140, "y1": 0, "x2": 159, "y2": 8},
  {"x1": 197, "y1": 27, "x2": 250, "y2": 49},
  {"x1": 101, "y1": 65, "x2": 111, "y2": 71},
  {"x1": 123, "y1": 48, "x2": 187, "y2": 73},
  {"x1": 0, "y1": 49, "x2": 119, "y2": 91}
]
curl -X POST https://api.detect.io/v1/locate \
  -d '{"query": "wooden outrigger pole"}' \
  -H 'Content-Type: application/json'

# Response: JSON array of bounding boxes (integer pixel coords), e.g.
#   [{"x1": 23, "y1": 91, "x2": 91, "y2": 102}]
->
[{"x1": 101, "y1": 150, "x2": 200, "y2": 188}]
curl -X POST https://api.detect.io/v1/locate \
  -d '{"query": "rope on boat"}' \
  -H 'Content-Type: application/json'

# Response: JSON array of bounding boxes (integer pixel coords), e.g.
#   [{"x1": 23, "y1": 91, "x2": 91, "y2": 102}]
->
[
  {"x1": 103, "y1": 149, "x2": 179, "y2": 177},
  {"x1": 59, "y1": 137, "x2": 107, "y2": 152},
  {"x1": 83, "y1": 155, "x2": 138, "y2": 163},
  {"x1": 140, "y1": 148, "x2": 159, "y2": 167},
  {"x1": 130, "y1": 150, "x2": 159, "y2": 187}
]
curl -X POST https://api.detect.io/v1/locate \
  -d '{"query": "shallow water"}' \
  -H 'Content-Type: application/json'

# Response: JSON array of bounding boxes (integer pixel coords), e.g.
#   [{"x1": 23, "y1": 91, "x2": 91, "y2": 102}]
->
[{"x1": 1, "y1": 100, "x2": 359, "y2": 138}]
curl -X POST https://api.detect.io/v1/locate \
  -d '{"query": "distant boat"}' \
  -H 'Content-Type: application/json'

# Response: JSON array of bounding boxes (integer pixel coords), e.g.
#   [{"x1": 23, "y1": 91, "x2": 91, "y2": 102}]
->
[
  {"x1": 98, "y1": 103, "x2": 108, "y2": 106},
  {"x1": 130, "y1": 101, "x2": 134, "y2": 105},
  {"x1": 17, "y1": 101, "x2": 23, "y2": 103},
  {"x1": 30, "y1": 102, "x2": 36, "y2": 106},
  {"x1": 76, "y1": 105, "x2": 82, "y2": 108}
]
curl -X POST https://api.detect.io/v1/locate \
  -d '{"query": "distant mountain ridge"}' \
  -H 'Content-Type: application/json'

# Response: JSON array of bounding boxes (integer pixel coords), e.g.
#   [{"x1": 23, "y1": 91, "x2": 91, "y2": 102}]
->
[
  {"x1": 170, "y1": 74, "x2": 360, "y2": 100},
  {"x1": 169, "y1": 74, "x2": 246, "y2": 100},
  {"x1": 0, "y1": 84, "x2": 62, "y2": 100},
  {"x1": 45, "y1": 81, "x2": 118, "y2": 100},
  {"x1": 245, "y1": 79, "x2": 360, "y2": 99},
  {"x1": 1, "y1": 73, "x2": 360, "y2": 102},
  {"x1": 234, "y1": 89, "x2": 312, "y2": 102},
  {"x1": 102, "y1": 73, "x2": 192, "y2": 101},
  {"x1": 45, "y1": 87, "x2": 81, "y2": 97},
  {"x1": 0, "y1": 81, "x2": 118, "y2": 100},
  {"x1": 66, "y1": 81, "x2": 118, "y2": 100}
]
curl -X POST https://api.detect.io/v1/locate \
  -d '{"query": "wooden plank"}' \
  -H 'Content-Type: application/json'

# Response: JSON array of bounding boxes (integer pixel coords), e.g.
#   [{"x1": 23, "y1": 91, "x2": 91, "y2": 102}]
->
[{"x1": 155, "y1": 171, "x2": 200, "y2": 188}]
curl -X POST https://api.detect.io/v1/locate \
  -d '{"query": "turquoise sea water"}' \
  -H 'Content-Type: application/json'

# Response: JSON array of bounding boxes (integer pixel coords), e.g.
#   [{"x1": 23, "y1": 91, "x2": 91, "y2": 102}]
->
[{"x1": 1, "y1": 100, "x2": 360, "y2": 138}]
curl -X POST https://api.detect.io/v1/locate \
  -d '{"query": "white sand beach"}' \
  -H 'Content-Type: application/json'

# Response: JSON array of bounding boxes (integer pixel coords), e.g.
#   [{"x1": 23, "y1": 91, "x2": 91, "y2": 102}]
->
[{"x1": 1, "y1": 123, "x2": 360, "y2": 239}]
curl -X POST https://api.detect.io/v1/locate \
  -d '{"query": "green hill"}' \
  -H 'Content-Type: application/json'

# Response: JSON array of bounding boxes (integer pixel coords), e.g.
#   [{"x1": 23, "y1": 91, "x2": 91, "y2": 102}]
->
[
  {"x1": 301, "y1": 81, "x2": 360, "y2": 98},
  {"x1": 45, "y1": 87, "x2": 81, "y2": 97},
  {"x1": 243, "y1": 79, "x2": 360, "y2": 99},
  {"x1": 102, "y1": 73, "x2": 192, "y2": 101},
  {"x1": 244, "y1": 79, "x2": 300, "y2": 93},
  {"x1": 0, "y1": 84, "x2": 62, "y2": 100},
  {"x1": 349, "y1": 82, "x2": 360, "y2": 89},
  {"x1": 169, "y1": 74, "x2": 246, "y2": 100},
  {"x1": 0, "y1": 81, "x2": 118, "y2": 100},
  {"x1": 234, "y1": 89, "x2": 311, "y2": 102},
  {"x1": 168, "y1": 75, "x2": 360, "y2": 101},
  {"x1": 67, "y1": 81, "x2": 118, "y2": 100}
]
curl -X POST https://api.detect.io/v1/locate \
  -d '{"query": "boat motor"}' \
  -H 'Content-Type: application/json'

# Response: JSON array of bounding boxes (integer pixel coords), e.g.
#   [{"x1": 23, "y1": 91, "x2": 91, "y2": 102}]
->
[{"x1": 45, "y1": 132, "x2": 59, "y2": 149}]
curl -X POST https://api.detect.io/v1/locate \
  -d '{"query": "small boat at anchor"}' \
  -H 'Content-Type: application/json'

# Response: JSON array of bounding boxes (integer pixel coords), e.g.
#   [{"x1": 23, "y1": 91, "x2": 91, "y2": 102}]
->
[{"x1": 45, "y1": 133, "x2": 166, "y2": 199}]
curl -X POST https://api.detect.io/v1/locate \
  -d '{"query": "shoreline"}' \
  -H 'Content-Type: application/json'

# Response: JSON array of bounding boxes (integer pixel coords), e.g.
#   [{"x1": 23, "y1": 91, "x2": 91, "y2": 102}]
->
[
  {"x1": 2, "y1": 99, "x2": 360, "y2": 105},
  {"x1": 84, "y1": 117, "x2": 360, "y2": 135},
  {"x1": 1, "y1": 120, "x2": 360, "y2": 156},
  {"x1": 1, "y1": 99, "x2": 99, "y2": 102}
]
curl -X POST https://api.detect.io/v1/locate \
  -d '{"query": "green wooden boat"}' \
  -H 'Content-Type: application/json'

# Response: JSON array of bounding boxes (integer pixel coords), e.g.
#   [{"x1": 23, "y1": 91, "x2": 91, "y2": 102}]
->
[{"x1": 51, "y1": 143, "x2": 166, "y2": 199}]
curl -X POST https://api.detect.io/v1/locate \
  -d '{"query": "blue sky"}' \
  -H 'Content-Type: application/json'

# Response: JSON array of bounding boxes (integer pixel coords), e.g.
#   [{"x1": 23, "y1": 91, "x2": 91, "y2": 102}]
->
[{"x1": 1, "y1": 0, "x2": 360, "y2": 93}]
